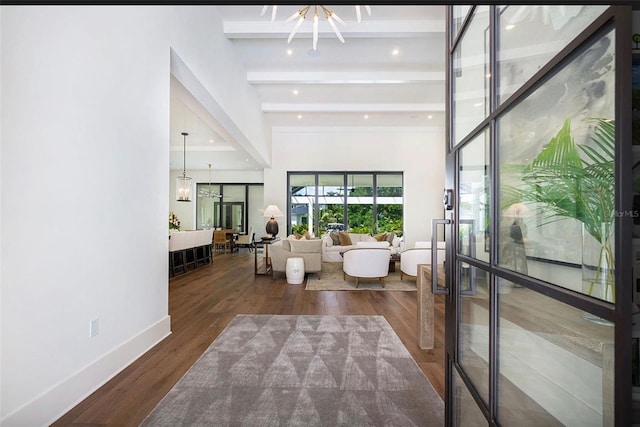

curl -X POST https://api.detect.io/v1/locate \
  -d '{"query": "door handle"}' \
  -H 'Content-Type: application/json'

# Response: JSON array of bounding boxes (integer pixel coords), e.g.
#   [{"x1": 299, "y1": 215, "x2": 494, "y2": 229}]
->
[{"x1": 432, "y1": 218, "x2": 451, "y2": 295}]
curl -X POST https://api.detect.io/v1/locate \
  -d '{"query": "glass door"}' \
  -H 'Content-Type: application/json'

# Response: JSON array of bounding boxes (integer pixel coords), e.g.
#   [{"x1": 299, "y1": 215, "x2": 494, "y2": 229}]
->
[{"x1": 444, "y1": 5, "x2": 632, "y2": 426}]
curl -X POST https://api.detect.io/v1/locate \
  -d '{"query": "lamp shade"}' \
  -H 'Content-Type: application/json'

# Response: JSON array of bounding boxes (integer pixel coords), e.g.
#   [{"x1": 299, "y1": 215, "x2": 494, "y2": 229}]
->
[
  {"x1": 263, "y1": 205, "x2": 284, "y2": 218},
  {"x1": 263, "y1": 205, "x2": 283, "y2": 236}
]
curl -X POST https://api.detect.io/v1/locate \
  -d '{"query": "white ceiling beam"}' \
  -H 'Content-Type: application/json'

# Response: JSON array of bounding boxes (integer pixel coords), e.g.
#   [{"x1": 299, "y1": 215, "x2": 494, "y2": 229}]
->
[
  {"x1": 247, "y1": 71, "x2": 445, "y2": 84},
  {"x1": 224, "y1": 20, "x2": 445, "y2": 39},
  {"x1": 262, "y1": 103, "x2": 445, "y2": 112},
  {"x1": 170, "y1": 146, "x2": 237, "y2": 152}
]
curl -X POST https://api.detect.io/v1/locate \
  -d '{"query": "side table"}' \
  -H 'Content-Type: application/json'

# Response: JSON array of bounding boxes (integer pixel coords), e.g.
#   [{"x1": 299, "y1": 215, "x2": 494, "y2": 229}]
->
[
  {"x1": 286, "y1": 257, "x2": 305, "y2": 284},
  {"x1": 254, "y1": 238, "x2": 279, "y2": 275}
]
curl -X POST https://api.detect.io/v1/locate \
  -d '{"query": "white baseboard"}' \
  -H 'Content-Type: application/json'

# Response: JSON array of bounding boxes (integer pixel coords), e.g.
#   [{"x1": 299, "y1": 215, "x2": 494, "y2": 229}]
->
[{"x1": 1, "y1": 315, "x2": 171, "y2": 427}]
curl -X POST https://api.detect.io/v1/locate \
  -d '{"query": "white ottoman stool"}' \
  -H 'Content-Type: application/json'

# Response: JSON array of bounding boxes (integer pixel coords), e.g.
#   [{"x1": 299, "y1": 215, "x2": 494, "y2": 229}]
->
[{"x1": 286, "y1": 257, "x2": 305, "y2": 284}]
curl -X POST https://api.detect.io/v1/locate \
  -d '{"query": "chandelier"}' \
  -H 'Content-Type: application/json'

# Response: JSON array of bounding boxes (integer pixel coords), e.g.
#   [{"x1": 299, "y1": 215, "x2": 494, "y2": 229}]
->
[
  {"x1": 261, "y1": 5, "x2": 371, "y2": 50},
  {"x1": 200, "y1": 163, "x2": 221, "y2": 199}
]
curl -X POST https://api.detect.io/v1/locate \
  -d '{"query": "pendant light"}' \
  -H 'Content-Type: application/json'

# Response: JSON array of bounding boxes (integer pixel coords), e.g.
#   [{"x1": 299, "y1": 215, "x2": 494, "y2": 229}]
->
[{"x1": 176, "y1": 132, "x2": 192, "y2": 202}]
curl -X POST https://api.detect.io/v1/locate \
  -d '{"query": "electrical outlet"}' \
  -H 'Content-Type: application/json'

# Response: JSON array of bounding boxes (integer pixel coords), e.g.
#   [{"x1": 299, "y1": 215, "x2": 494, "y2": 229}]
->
[{"x1": 90, "y1": 318, "x2": 99, "y2": 338}]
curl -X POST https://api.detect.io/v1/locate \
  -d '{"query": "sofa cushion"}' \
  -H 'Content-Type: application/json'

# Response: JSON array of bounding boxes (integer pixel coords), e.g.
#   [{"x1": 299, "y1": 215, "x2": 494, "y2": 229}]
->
[
  {"x1": 384, "y1": 232, "x2": 396, "y2": 244},
  {"x1": 290, "y1": 238, "x2": 322, "y2": 253},
  {"x1": 338, "y1": 232, "x2": 353, "y2": 246},
  {"x1": 280, "y1": 239, "x2": 291, "y2": 251}
]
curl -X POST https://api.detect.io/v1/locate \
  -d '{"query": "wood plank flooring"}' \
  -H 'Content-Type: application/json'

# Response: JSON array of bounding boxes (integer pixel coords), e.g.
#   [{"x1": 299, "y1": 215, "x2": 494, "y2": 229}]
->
[{"x1": 52, "y1": 251, "x2": 445, "y2": 426}]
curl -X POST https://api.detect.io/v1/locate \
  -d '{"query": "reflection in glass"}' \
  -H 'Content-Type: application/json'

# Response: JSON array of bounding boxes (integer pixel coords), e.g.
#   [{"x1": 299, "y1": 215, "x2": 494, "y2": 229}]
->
[
  {"x1": 451, "y1": 5, "x2": 472, "y2": 44},
  {"x1": 458, "y1": 129, "x2": 490, "y2": 263},
  {"x1": 452, "y1": 6, "x2": 490, "y2": 145},
  {"x1": 458, "y1": 264, "x2": 490, "y2": 405},
  {"x1": 497, "y1": 28, "x2": 615, "y2": 300},
  {"x1": 453, "y1": 367, "x2": 488, "y2": 426},
  {"x1": 497, "y1": 5, "x2": 608, "y2": 104},
  {"x1": 497, "y1": 279, "x2": 614, "y2": 426}
]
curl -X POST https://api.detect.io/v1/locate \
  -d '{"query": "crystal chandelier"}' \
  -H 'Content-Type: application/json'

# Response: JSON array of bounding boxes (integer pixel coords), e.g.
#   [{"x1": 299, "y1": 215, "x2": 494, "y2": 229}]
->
[{"x1": 261, "y1": 5, "x2": 371, "y2": 50}]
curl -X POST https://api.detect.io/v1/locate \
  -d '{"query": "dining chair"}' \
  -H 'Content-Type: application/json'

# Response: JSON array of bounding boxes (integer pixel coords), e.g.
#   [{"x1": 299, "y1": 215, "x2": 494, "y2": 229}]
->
[
  {"x1": 235, "y1": 227, "x2": 254, "y2": 252},
  {"x1": 213, "y1": 230, "x2": 231, "y2": 254}
]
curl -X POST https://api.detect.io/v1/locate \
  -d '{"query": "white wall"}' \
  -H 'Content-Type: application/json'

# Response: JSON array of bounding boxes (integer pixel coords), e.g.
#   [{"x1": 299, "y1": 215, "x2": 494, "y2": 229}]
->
[
  {"x1": 0, "y1": 6, "x2": 266, "y2": 425},
  {"x1": 264, "y1": 126, "x2": 446, "y2": 248}
]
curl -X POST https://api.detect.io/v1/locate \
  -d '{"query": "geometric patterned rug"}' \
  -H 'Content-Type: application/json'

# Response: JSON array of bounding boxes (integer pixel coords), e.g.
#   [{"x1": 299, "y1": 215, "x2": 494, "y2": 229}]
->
[{"x1": 140, "y1": 315, "x2": 444, "y2": 426}]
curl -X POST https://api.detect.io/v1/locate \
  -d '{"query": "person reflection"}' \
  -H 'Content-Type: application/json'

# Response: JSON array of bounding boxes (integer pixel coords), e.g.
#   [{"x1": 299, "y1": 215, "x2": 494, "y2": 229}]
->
[{"x1": 500, "y1": 203, "x2": 529, "y2": 274}]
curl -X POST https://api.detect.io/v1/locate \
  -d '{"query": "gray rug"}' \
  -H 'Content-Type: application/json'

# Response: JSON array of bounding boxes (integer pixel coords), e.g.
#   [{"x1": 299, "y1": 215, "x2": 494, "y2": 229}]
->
[
  {"x1": 141, "y1": 315, "x2": 444, "y2": 426},
  {"x1": 306, "y1": 262, "x2": 417, "y2": 291}
]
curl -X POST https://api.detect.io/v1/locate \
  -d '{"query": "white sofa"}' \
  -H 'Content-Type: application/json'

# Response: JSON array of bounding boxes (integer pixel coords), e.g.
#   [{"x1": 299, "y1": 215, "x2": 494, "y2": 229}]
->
[{"x1": 321, "y1": 232, "x2": 400, "y2": 262}]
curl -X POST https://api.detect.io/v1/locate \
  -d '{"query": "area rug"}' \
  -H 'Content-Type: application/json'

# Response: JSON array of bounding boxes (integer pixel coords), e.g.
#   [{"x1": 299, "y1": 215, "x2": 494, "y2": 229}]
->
[
  {"x1": 141, "y1": 315, "x2": 444, "y2": 426},
  {"x1": 305, "y1": 262, "x2": 417, "y2": 291}
]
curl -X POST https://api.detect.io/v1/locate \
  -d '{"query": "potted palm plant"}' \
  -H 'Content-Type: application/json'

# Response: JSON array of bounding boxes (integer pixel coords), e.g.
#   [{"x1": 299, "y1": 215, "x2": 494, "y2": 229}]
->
[{"x1": 502, "y1": 118, "x2": 615, "y2": 302}]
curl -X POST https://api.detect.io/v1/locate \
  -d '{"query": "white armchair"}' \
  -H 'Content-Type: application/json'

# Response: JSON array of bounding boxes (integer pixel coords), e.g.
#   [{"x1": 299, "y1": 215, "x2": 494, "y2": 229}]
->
[
  {"x1": 342, "y1": 248, "x2": 391, "y2": 288},
  {"x1": 400, "y1": 241, "x2": 445, "y2": 279}
]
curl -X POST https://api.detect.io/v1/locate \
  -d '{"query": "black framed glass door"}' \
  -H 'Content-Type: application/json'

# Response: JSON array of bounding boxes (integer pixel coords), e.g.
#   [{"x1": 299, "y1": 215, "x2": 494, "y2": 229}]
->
[{"x1": 444, "y1": 5, "x2": 632, "y2": 425}]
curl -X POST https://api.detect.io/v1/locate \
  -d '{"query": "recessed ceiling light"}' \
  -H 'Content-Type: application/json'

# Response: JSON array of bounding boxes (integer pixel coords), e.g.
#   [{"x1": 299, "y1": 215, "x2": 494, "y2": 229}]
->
[
  {"x1": 364, "y1": 114, "x2": 369, "y2": 119},
  {"x1": 293, "y1": 89, "x2": 299, "y2": 95},
  {"x1": 209, "y1": 139, "x2": 214, "y2": 143},
  {"x1": 287, "y1": 49, "x2": 293, "y2": 56},
  {"x1": 505, "y1": 24, "x2": 515, "y2": 30},
  {"x1": 297, "y1": 114, "x2": 303, "y2": 119},
  {"x1": 428, "y1": 115, "x2": 433, "y2": 119},
  {"x1": 392, "y1": 49, "x2": 399, "y2": 56},
  {"x1": 473, "y1": 103, "x2": 483, "y2": 107}
]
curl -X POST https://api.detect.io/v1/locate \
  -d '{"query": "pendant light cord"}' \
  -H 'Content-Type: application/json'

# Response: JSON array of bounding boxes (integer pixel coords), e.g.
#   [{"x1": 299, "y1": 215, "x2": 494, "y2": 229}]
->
[{"x1": 181, "y1": 132, "x2": 188, "y2": 178}]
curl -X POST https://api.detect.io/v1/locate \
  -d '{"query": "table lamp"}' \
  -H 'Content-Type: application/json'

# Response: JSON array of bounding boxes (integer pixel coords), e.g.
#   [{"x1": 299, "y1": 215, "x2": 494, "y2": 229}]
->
[{"x1": 263, "y1": 205, "x2": 283, "y2": 237}]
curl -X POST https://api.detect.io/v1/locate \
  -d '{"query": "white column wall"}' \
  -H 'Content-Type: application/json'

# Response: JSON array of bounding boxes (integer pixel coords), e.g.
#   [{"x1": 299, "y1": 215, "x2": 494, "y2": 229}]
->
[
  {"x1": 0, "y1": 6, "x2": 266, "y2": 425},
  {"x1": 264, "y1": 127, "x2": 446, "y2": 247}
]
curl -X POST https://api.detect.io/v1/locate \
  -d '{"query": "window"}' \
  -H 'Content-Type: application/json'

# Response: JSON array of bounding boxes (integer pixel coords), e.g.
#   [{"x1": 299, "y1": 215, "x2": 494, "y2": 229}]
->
[{"x1": 288, "y1": 172, "x2": 403, "y2": 237}]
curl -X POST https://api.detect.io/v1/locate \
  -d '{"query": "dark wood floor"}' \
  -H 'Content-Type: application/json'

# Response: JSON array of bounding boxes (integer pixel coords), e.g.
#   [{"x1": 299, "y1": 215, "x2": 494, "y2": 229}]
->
[{"x1": 52, "y1": 250, "x2": 445, "y2": 426}]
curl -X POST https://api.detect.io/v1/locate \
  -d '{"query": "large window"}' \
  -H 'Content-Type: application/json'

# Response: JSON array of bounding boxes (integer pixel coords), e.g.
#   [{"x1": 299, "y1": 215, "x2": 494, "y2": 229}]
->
[{"x1": 288, "y1": 172, "x2": 403, "y2": 237}]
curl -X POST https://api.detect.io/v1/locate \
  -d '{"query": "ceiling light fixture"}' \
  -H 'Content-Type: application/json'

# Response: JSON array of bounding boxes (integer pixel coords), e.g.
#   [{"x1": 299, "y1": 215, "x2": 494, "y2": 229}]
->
[
  {"x1": 176, "y1": 132, "x2": 192, "y2": 202},
  {"x1": 261, "y1": 5, "x2": 371, "y2": 50},
  {"x1": 200, "y1": 163, "x2": 221, "y2": 199}
]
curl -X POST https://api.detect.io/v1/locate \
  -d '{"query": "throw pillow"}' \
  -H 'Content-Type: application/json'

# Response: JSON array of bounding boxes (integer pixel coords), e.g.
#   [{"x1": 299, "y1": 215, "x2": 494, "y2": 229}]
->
[
  {"x1": 323, "y1": 234, "x2": 333, "y2": 247},
  {"x1": 294, "y1": 233, "x2": 303, "y2": 240},
  {"x1": 384, "y1": 232, "x2": 396, "y2": 244},
  {"x1": 373, "y1": 233, "x2": 386, "y2": 242},
  {"x1": 330, "y1": 231, "x2": 341, "y2": 246},
  {"x1": 338, "y1": 231, "x2": 353, "y2": 246},
  {"x1": 392, "y1": 236, "x2": 400, "y2": 247},
  {"x1": 304, "y1": 231, "x2": 311, "y2": 240}
]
